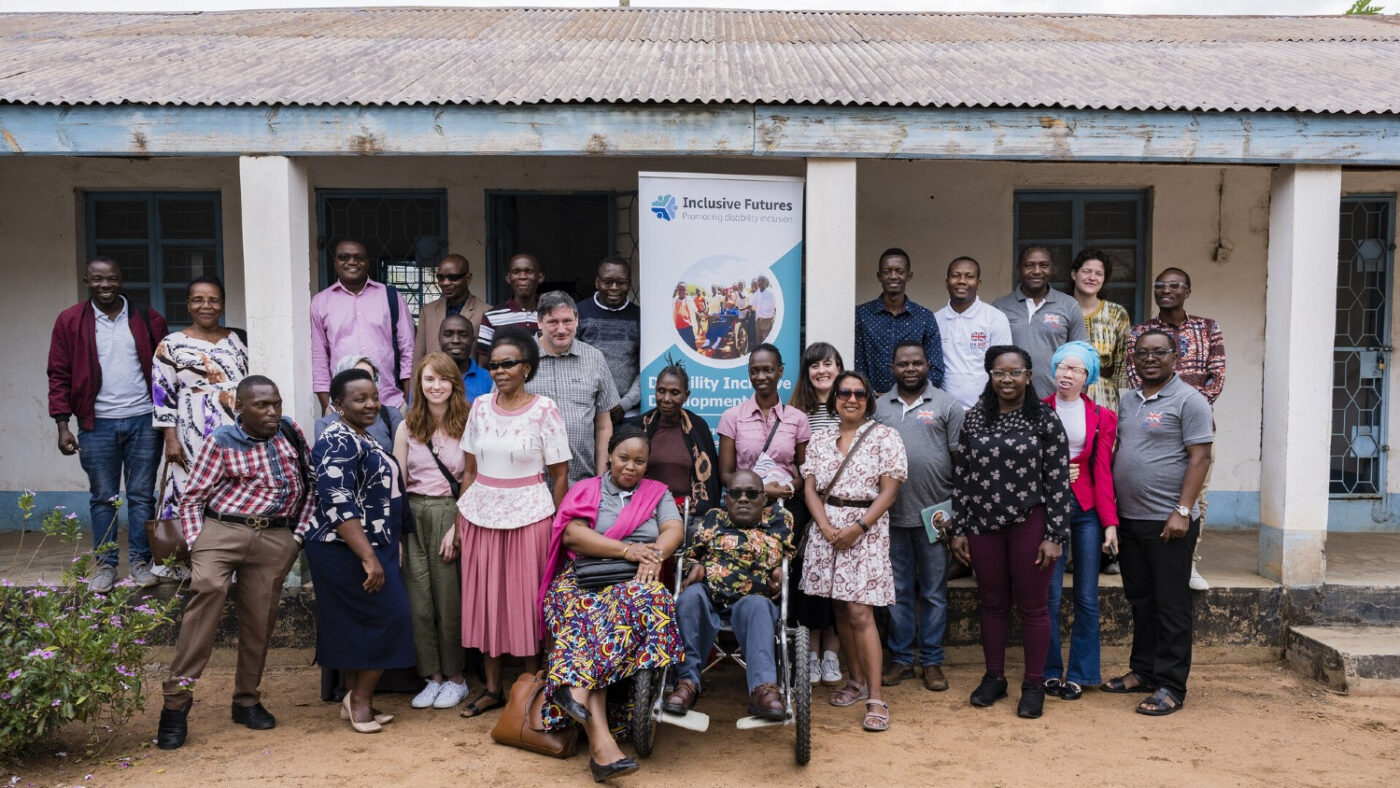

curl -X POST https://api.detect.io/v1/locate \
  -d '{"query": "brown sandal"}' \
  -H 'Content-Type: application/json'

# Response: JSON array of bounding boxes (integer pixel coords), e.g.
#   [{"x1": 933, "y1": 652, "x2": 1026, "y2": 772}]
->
[
  {"x1": 862, "y1": 699, "x2": 890, "y2": 732},
  {"x1": 459, "y1": 688, "x2": 504, "y2": 718},
  {"x1": 829, "y1": 681, "x2": 869, "y2": 707}
]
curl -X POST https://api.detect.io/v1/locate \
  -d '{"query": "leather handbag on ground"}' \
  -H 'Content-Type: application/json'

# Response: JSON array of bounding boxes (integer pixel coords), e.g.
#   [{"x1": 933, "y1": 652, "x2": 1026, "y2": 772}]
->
[
  {"x1": 144, "y1": 461, "x2": 189, "y2": 564},
  {"x1": 573, "y1": 557, "x2": 639, "y2": 590},
  {"x1": 490, "y1": 671, "x2": 580, "y2": 759}
]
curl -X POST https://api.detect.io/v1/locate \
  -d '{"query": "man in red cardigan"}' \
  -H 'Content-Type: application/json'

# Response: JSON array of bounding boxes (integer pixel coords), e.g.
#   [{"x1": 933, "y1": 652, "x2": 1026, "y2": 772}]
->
[{"x1": 47, "y1": 256, "x2": 168, "y2": 592}]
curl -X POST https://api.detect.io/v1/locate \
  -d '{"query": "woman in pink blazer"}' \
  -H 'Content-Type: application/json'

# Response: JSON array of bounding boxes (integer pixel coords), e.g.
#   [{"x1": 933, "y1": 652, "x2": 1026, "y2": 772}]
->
[{"x1": 1041, "y1": 341, "x2": 1119, "y2": 701}]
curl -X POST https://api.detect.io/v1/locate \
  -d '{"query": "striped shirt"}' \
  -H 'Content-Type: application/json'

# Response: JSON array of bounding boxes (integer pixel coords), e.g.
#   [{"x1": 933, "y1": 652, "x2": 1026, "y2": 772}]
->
[
  {"x1": 176, "y1": 418, "x2": 314, "y2": 546},
  {"x1": 524, "y1": 338, "x2": 620, "y2": 483},
  {"x1": 477, "y1": 297, "x2": 540, "y2": 354}
]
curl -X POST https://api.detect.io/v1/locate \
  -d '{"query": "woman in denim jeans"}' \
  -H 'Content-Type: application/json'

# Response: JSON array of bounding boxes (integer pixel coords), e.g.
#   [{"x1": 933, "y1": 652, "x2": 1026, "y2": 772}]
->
[{"x1": 1041, "y1": 341, "x2": 1119, "y2": 700}]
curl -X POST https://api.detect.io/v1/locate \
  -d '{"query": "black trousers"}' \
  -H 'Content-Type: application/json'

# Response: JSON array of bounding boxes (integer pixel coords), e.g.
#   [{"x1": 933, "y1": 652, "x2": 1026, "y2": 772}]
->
[{"x1": 1117, "y1": 517, "x2": 1200, "y2": 698}]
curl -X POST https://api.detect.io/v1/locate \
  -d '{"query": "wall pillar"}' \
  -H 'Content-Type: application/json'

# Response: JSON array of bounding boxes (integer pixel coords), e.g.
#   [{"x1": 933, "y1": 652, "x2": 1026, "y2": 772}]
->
[
  {"x1": 803, "y1": 159, "x2": 857, "y2": 363},
  {"x1": 238, "y1": 156, "x2": 314, "y2": 429},
  {"x1": 1259, "y1": 164, "x2": 1341, "y2": 586}
]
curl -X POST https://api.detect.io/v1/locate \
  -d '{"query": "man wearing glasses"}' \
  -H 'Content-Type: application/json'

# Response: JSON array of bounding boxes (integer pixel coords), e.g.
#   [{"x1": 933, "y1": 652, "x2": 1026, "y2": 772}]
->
[
  {"x1": 310, "y1": 239, "x2": 415, "y2": 414},
  {"x1": 414, "y1": 253, "x2": 490, "y2": 369},
  {"x1": 665, "y1": 469, "x2": 796, "y2": 720},
  {"x1": 1124, "y1": 268, "x2": 1225, "y2": 591}
]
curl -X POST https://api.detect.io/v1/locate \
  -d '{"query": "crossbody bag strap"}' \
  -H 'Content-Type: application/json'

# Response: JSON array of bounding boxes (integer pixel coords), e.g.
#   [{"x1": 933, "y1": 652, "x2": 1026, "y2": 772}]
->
[
  {"x1": 386, "y1": 284, "x2": 402, "y2": 383},
  {"x1": 277, "y1": 420, "x2": 312, "y2": 516},
  {"x1": 818, "y1": 422, "x2": 877, "y2": 506},
  {"x1": 758, "y1": 404, "x2": 785, "y2": 456},
  {"x1": 426, "y1": 438, "x2": 463, "y2": 499}
]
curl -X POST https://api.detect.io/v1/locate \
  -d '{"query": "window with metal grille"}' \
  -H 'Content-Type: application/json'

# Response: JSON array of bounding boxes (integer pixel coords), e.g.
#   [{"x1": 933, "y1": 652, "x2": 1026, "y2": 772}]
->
[
  {"x1": 84, "y1": 192, "x2": 224, "y2": 327},
  {"x1": 1013, "y1": 191, "x2": 1150, "y2": 322},
  {"x1": 316, "y1": 190, "x2": 448, "y2": 319}
]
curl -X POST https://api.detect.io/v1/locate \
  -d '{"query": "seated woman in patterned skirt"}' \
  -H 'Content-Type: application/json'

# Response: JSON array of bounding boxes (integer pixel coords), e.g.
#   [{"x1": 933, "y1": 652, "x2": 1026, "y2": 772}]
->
[{"x1": 538, "y1": 425, "x2": 684, "y2": 783}]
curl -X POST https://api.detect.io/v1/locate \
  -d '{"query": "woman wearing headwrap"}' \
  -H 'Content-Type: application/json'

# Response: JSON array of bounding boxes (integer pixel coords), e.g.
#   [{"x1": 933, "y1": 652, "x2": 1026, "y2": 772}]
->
[{"x1": 1040, "y1": 341, "x2": 1119, "y2": 702}]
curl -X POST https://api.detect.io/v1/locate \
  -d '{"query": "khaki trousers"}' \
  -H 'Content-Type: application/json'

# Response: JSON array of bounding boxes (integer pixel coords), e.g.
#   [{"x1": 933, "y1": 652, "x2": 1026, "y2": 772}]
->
[
  {"x1": 162, "y1": 517, "x2": 300, "y2": 710},
  {"x1": 404, "y1": 495, "x2": 465, "y2": 678}
]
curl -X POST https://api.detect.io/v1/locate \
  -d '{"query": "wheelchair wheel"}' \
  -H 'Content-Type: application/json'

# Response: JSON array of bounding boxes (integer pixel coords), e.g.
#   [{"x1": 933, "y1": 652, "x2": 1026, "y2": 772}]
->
[
  {"x1": 630, "y1": 668, "x2": 660, "y2": 758},
  {"x1": 733, "y1": 322, "x2": 750, "y2": 356},
  {"x1": 792, "y1": 626, "x2": 812, "y2": 765}
]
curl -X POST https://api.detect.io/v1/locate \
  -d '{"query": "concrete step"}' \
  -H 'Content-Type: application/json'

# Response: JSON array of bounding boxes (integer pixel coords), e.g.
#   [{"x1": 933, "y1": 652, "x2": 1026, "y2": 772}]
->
[{"x1": 1286, "y1": 624, "x2": 1400, "y2": 696}]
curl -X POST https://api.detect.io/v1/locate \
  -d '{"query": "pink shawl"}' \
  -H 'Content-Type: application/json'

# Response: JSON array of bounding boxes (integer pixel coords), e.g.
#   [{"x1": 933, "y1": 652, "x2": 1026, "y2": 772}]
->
[{"x1": 537, "y1": 475, "x2": 669, "y2": 627}]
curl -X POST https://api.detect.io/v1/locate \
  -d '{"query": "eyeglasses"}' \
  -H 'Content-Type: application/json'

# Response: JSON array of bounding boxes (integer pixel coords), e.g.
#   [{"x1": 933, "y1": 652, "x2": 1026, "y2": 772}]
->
[
  {"x1": 436, "y1": 272, "x2": 467, "y2": 282},
  {"x1": 486, "y1": 359, "x2": 525, "y2": 371},
  {"x1": 1152, "y1": 281, "x2": 1188, "y2": 291},
  {"x1": 1132, "y1": 348, "x2": 1173, "y2": 360},
  {"x1": 727, "y1": 488, "x2": 764, "y2": 501},
  {"x1": 1055, "y1": 363, "x2": 1087, "y2": 375},
  {"x1": 336, "y1": 253, "x2": 370, "y2": 263},
  {"x1": 989, "y1": 369, "x2": 1029, "y2": 380},
  {"x1": 836, "y1": 388, "x2": 868, "y2": 400}
]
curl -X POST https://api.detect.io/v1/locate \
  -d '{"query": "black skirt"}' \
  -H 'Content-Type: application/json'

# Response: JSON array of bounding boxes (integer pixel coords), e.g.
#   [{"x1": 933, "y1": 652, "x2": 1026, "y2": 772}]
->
[{"x1": 783, "y1": 496, "x2": 835, "y2": 631}]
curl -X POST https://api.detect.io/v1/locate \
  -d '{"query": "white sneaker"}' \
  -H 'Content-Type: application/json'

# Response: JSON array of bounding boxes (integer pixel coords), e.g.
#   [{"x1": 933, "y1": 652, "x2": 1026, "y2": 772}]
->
[
  {"x1": 411, "y1": 680, "x2": 443, "y2": 709},
  {"x1": 433, "y1": 680, "x2": 470, "y2": 709},
  {"x1": 1189, "y1": 564, "x2": 1210, "y2": 592},
  {"x1": 808, "y1": 652, "x2": 821, "y2": 685},
  {"x1": 820, "y1": 651, "x2": 842, "y2": 685}
]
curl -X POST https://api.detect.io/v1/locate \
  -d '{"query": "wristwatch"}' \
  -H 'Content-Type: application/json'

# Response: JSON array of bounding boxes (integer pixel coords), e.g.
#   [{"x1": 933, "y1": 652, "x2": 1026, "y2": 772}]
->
[{"x1": 1173, "y1": 505, "x2": 1190, "y2": 517}]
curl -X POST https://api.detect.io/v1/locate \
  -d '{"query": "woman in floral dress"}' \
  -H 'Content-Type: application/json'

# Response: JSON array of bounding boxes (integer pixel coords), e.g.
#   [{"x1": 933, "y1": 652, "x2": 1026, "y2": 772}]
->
[{"x1": 799, "y1": 370, "x2": 907, "y2": 733}]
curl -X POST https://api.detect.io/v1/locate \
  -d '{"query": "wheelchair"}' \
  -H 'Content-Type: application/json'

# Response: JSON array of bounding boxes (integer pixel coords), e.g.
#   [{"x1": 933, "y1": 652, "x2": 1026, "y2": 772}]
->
[{"x1": 627, "y1": 500, "x2": 812, "y2": 766}]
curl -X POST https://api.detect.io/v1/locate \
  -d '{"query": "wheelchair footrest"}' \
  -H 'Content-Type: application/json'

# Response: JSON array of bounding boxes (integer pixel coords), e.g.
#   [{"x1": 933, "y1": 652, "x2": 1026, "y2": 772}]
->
[
  {"x1": 658, "y1": 709, "x2": 711, "y2": 732},
  {"x1": 735, "y1": 715, "x2": 788, "y2": 730}
]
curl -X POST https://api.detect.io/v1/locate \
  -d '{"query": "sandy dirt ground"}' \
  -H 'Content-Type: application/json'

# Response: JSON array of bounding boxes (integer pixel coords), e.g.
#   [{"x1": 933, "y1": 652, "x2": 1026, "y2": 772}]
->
[{"x1": 6, "y1": 648, "x2": 1397, "y2": 788}]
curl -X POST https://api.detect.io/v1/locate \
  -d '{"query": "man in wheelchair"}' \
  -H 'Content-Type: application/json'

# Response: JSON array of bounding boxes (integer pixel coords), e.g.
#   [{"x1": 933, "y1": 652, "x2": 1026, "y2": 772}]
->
[{"x1": 664, "y1": 470, "x2": 796, "y2": 720}]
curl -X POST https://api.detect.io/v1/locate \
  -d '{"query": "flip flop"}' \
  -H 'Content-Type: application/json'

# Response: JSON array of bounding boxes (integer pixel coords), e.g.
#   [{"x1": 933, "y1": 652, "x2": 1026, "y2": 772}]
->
[
  {"x1": 1136, "y1": 687, "x2": 1185, "y2": 716},
  {"x1": 1100, "y1": 671, "x2": 1158, "y2": 694},
  {"x1": 459, "y1": 688, "x2": 504, "y2": 718}
]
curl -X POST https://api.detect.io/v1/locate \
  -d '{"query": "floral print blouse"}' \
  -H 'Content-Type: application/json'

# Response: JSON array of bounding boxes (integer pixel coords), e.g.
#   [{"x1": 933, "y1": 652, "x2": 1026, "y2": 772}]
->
[
  {"x1": 951, "y1": 403, "x2": 1073, "y2": 545},
  {"x1": 688, "y1": 507, "x2": 795, "y2": 606},
  {"x1": 307, "y1": 419, "x2": 407, "y2": 548}
]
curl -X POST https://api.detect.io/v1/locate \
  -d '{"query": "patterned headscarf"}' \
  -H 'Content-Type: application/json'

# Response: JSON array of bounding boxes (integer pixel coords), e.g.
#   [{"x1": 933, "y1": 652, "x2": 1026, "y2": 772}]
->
[{"x1": 1051, "y1": 341, "x2": 1101, "y2": 387}]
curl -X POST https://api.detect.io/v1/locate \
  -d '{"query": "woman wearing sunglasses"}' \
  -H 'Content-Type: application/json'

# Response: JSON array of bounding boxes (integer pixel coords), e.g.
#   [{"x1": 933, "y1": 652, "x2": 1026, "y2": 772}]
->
[
  {"x1": 799, "y1": 370, "x2": 907, "y2": 732},
  {"x1": 950, "y1": 345, "x2": 1073, "y2": 720},
  {"x1": 441, "y1": 327, "x2": 572, "y2": 719}
]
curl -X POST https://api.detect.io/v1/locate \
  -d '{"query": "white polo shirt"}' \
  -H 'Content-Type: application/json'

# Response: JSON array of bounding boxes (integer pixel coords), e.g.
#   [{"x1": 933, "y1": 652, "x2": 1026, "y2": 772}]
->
[{"x1": 934, "y1": 297, "x2": 1013, "y2": 409}]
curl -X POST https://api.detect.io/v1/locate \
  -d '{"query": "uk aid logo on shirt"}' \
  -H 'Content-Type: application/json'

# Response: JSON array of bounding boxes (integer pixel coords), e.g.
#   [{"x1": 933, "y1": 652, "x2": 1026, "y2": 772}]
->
[
  {"x1": 1041, "y1": 313, "x2": 1065, "y2": 329},
  {"x1": 970, "y1": 331, "x2": 988, "y2": 350},
  {"x1": 1144, "y1": 411, "x2": 1164, "y2": 429},
  {"x1": 916, "y1": 409, "x2": 939, "y2": 426}
]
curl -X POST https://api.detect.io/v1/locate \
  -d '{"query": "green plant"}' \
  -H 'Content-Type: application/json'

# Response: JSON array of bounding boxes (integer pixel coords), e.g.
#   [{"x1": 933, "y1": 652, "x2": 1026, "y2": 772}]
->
[
  {"x1": 1345, "y1": 1, "x2": 1385, "y2": 14},
  {"x1": 0, "y1": 492, "x2": 180, "y2": 761}
]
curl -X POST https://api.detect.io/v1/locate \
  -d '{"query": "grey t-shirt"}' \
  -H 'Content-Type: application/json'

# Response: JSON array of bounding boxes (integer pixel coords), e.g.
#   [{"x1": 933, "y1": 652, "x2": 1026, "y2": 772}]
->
[
  {"x1": 595, "y1": 475, "x2": 682, "y2": 543},
  {"x1": 1114, "y1": 374, "x2": 1215, "y2": 521},
  {"x1": 991, "y1": 288, "x2": 1089, "y2": 399},
  {"x1": 873, "y1": 386, "x2": 965, "y2": 528}
]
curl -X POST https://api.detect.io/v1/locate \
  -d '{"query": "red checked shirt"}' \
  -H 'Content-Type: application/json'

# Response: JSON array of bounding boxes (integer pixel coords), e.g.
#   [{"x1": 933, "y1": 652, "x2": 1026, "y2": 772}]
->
[{"x1": 177, "y1": 418, "x2": 315, "y2": 546}]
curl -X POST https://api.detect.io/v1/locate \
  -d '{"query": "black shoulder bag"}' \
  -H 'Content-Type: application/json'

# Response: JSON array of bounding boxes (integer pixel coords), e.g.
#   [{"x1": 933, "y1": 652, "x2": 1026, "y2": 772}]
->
[{"x1": 427, "y1": 439, "x2": 463, "y2": 499}]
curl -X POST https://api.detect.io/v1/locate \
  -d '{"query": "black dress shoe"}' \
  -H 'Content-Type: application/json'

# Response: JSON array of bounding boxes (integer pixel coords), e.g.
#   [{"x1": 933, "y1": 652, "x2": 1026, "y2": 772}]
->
[
  {"x1": 231, "y1": 702, "x2": 277, "y2": 730},
  {"x1": 969, "y1": 672, "x2": 1008, "y2": 708},
  {"x1": 1017, "y1": 682, "x2": 1046, "y2": 719},
  {"x1": 589, "y1": 757, "x2": 640, "y2": 783},
  {"x1": 157, "y1": 701, "x2": 191, "y2": 750},
  {"x1": 553, "y1": 684, "x2": 590, "y2": 725}
]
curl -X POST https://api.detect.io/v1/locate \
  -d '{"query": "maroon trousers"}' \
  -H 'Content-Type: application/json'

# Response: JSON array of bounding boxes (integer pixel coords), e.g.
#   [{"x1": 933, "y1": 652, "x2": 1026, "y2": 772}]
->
[{"x1": 967, "y1": 508, "x2": 1055, "y2": 684}]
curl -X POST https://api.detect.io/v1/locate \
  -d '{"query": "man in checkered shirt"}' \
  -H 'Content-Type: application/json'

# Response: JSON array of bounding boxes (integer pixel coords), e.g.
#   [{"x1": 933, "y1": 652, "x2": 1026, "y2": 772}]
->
[{"x1": 156, "y1": 375, "x2": 315, "y2": 750}]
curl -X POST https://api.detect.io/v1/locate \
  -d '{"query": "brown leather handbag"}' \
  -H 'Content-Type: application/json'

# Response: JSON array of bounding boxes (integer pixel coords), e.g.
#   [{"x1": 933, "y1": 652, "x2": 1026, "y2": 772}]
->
[
  {"x1": 489, "y1": 672, "x2": 579, "y2": 759},
  {"x1": 144, "y1": 462, "x2": 190, "y2": 564}
]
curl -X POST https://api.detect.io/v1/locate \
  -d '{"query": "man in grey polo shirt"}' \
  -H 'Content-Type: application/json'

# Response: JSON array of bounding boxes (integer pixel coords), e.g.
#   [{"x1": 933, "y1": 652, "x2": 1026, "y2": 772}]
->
[
  {"x1": 525, "y1": 291, "x2": 620, "y2": 484},
  {"x1": 1105, "y1": 328, "x2": 1212, "y2": 717},
  {"x1": 992, "y1": 246, "x2": 1088, "y2": 399},
  {"x1": 874, "y1": 340, "x2": 964, "y2": 692}
]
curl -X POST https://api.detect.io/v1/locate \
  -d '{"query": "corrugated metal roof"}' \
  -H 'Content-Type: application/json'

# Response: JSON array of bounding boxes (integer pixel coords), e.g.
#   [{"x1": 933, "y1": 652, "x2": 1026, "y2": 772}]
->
[{"x1": 2, "y1": 8, "x2": 1399, "y2": 113}]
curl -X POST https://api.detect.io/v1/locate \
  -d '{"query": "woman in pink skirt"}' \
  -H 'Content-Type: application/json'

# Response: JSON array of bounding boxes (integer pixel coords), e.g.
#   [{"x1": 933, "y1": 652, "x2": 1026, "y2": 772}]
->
[{"x1": 440, "y1": 328, "x2": 571, "y2": 718}]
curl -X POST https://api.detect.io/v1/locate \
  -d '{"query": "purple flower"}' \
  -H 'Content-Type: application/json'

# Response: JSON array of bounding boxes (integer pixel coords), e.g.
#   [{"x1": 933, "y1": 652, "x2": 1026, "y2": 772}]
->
[
  {"x1": 7, "y1": 670, "x2": 19, "y2": 679},
  {"x1": 134, "y1": 638, "x2": 146, "y2": 645},
  {"x1": 115, "y1": 665, "x2": 136, "y2": 678},
  {"x1": 1, "y1": 579, "x2": 13, "y2": 587},
  {"x1": 51, "y1": 699, "x2": 62, "y2": 707},
  {"x1": 65, "y1": 513, "x2": 78, "y2": 521},
  {"x1": 0, "y1": 692, "x2": 10, "y2": 701},
  {"x1": 26, "y1": 648, "x2": 55, "y2": 660}
]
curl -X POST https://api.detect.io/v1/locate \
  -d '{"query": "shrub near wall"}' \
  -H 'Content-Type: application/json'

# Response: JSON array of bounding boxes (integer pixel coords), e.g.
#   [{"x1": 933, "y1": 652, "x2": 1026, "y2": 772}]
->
[{"x1": 0, "y1": 492, "x2": 178, "y2": 761}]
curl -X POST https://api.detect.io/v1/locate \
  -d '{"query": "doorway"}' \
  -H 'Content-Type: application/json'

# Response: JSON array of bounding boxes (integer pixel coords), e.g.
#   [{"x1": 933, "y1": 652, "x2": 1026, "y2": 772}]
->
[
  {"x1": 1330, "y1": 195, "x2": 1395, "y2": 498},
  {"x1": 316, "y1": 189, "x2": 448, "y2": 318},
  {"x1": 484, "y1": 191, "x2": 636, "y2": 304}
]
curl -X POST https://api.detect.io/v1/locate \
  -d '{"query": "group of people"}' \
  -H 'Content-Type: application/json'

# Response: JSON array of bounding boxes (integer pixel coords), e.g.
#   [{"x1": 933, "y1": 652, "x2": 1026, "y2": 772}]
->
[
  {"x1": 671, "y1": 275, "x2": 778, "y2": 360},
  {"x1": 45, "y1": 239, "x2": 1223, "y2": 780}
]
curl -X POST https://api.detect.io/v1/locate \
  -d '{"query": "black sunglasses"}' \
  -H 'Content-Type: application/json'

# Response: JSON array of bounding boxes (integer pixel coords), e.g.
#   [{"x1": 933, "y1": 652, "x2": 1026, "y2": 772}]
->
[
  {"x1": 727, "y1": 488, "x2": 764, "y2": 501},
  {"x1": 486, "y1": 359, "x2": 525, "y2": 371},
  {"x1": 436, "y1": 272, "x2": 467, "y2": 282},
  {"x1": 836, "y1": 388, "x2": 869, "y2": 400}
]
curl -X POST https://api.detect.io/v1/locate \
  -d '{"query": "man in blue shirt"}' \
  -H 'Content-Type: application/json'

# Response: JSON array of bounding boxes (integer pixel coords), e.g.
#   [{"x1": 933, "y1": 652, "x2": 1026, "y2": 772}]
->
[
  {"x1": 439, "y1": 314, "x2": 493, "y2": 402},
  {"x1": 854, "y1": 248, "x2": 945, "y2": 394}
]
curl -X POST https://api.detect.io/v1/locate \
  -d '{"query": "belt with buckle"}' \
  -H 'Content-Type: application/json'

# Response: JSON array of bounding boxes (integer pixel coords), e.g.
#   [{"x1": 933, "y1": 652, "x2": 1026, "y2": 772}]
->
[
  {"x1": 207, "y1": 510, "x2": 295, "y2": 529},
  {"x1": 825, "y1": 497, "x2": 875, "y2": 508}
]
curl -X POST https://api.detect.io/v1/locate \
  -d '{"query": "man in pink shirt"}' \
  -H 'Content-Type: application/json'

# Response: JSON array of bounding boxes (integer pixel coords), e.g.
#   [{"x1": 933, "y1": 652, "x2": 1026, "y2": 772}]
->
[{"x1": 311, "y1": 240, "x2": 415, "y2": 413}]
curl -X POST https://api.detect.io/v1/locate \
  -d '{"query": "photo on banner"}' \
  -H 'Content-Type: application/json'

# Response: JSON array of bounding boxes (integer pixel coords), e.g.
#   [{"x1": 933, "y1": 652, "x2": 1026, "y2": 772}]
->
[{"x1": 639, "y1": 172, "x2": 805, "y2": 430}]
